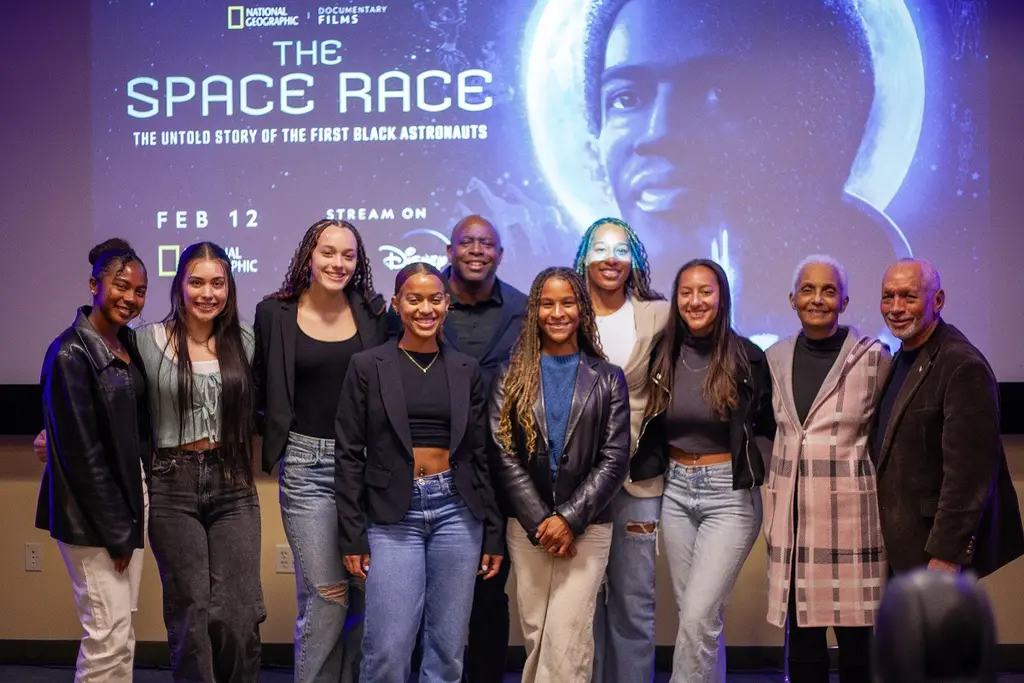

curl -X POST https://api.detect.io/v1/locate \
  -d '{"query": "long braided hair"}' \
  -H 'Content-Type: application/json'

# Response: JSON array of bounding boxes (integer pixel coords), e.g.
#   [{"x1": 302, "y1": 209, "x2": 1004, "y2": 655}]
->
[
  {"x1": 496, "y1": 267, "x2": 604, "y2": 457},
  {"x1": 572, "y1": 217, "x2": 663, "y2": 301},
  {"x1": 266, "y1": 219, "x2": 382, "y2": 313}
]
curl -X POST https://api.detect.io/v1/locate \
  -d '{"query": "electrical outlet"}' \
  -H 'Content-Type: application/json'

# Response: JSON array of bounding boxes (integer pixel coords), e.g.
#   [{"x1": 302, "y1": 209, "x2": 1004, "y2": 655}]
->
[
  {"x1": 275, "y1": 544, "x2": 294, "y2": 574},
  {"x1": 25, "y1": 543, "x2": 42, "y2": 572}
]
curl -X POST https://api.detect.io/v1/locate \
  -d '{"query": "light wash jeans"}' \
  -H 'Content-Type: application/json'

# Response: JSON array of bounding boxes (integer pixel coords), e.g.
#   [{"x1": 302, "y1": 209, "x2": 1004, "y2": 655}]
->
[
  {"x1": 592, "y1": 488, "x2": 662, "y2": 683},
  {"x1": 361, "y1": 470, "x2": 483, "y2": 683},
  {"x1": 280, "y1": 432, "x2": 362, "y2": 683},
  {"x1": 661, "y1": 461, "x2": 762, "y2": 683}
]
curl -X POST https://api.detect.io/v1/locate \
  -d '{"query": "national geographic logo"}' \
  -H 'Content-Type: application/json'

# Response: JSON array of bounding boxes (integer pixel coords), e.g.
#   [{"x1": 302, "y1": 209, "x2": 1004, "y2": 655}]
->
[{"x1": 228, "y1": 5, "x2": 300, "y2": 29}]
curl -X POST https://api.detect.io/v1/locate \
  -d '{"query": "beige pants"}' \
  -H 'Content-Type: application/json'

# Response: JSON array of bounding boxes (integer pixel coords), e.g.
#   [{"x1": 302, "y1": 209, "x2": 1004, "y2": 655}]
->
[
  {"x1": 57, "y1": 477, "x2": 149, "y2": 683},
  {"x1": 507, "y1": 519, "x2": 612, "y2": 683}
]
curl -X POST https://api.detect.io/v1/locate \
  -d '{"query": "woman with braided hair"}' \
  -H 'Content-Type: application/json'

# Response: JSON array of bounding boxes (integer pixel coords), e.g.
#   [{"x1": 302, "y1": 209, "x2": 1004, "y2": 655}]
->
[
  {"x1": 490, "y1": 267, "x2": 630, "y2": 683},
  {"x1": 252, "y1": 218, "x2": 389, "y2": 683},
  {"x1": 573, "y1": 218, "x2": 670, "y2": 683}
]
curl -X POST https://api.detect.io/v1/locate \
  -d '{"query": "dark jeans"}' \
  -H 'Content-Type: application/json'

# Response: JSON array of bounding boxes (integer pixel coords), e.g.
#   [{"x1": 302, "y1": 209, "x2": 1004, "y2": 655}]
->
[{"x1": 149, "y1": 449, "x2": 266, "y2": 683}]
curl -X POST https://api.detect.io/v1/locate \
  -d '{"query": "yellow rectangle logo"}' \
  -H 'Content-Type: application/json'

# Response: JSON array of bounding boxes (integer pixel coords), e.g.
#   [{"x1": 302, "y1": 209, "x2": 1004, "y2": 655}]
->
[{"x1": 228, "y1": 6, "x2": 245, "y2": 29}]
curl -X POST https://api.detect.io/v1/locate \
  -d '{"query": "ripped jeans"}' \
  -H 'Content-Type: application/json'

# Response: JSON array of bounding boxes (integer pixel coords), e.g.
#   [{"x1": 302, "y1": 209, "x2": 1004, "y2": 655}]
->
[
  {"x1": 592, "y1": 488, "x2": 662, "y2": 683},
  {"x1": 280, "y1": 432, "x2": 363, "y2": 683}
]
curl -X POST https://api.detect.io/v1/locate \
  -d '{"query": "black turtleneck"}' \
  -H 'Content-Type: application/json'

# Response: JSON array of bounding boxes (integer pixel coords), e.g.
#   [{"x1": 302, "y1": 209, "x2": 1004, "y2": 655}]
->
[{"x1": 792, "y1": 327, "x2": 849, "y2": 425}]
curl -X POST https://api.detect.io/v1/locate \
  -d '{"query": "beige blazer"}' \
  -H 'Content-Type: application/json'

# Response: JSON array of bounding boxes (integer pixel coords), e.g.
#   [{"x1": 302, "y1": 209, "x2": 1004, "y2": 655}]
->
[{"x1": 616, "y1": 298, "x2": 671, "y2": 498}]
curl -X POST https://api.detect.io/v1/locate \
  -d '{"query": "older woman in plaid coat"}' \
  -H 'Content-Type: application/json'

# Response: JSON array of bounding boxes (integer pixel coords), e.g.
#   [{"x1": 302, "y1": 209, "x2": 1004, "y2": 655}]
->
[{"x1": 762, "y1": 256, "x2": 892, "y2": 683}]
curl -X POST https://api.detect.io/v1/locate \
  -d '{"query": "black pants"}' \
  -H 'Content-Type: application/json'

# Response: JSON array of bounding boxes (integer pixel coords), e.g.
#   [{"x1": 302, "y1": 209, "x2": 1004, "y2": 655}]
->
[
  {"x1": 787, "y1": 480, "x2": 871, "y2": 683},
  {"x1": 149, "y1": 450, "x2": 267, "y2": 683},
  {"x1": 463, "y1": 544, "x2": 512, "y2": 682},
  {"x1": 408, "y1": 543, "x2": 512, "y2": 683}
]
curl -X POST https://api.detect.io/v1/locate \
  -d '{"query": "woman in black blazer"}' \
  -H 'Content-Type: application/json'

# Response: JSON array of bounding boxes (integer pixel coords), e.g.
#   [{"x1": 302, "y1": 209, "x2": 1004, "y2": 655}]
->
[
  {"x1": 335, "y1": 262, "x2": 503, "y2": 683},
  {"x1": 490, "y1": 266, "x2": 631, "y2": 683},
  {"x1": 251, "y1": 219, "x2": 388, "y2": 683}
]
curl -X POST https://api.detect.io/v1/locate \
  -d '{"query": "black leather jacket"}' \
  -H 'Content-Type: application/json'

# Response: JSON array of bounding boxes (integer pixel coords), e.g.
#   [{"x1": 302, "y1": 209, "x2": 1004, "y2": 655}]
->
[
  {"x1": 631, "y1": 336, "x2": 775, "y2": 490},
  {"x1": 35, "y1": 307, "x2": 152, "y2": 556},
  {"x1": 489, "y1": 353, "x2": 630, "y2": 540}
]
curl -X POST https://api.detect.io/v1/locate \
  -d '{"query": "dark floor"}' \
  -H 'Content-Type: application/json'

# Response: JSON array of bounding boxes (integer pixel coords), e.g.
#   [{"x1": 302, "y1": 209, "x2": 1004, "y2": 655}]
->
[{"x1": 0, "y1": 670, "x2": 1022, "y2": 683}]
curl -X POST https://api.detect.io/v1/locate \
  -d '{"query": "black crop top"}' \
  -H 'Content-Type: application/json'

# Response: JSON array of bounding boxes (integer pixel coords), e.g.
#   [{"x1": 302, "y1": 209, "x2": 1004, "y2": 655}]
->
[
  {"x1": 665, "y1": 335, "x2": 732, "y2": 454},
  {"x1": 400, "y1": 349, "x2": 451, "y2": 449},
  {"x1": 294, "y1": 328, "x2": 362, "y2": 439}
]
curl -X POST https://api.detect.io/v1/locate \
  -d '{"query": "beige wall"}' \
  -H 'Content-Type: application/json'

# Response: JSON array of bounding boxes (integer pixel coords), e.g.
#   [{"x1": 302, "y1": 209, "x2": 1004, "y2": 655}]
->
[{"x1": 2, "y1": 435, "x2": 1023, "y2": 646}]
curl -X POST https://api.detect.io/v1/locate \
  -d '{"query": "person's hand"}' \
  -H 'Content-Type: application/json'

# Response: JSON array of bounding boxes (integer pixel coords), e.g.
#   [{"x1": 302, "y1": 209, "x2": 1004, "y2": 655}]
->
[
  {"x1": 33, "y1": 430, "x2": 47, "y2": 463},
  {"x1": 111, "y1": 554, "x2": 132, "y2": 574},
  {"x1": 536, "y1": 515, "x2": 574, "y2": 557},
  {"x1": 478, "y1": 554, "x2": 503, "y2": 580},
  {"x1": 928, "y1": 557, "x2": 961, "y2": 573},
  {"x1": 345, "y1": 553, "x2": 371, "y2": 579}
]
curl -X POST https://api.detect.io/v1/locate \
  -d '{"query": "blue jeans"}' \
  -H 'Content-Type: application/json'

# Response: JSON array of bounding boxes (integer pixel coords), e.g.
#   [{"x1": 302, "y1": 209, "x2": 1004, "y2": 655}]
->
[
  {"x1": 592, "y1": 489, "x2": 662, "y2": 683},
  {"x1": 361, "y1": 471, "x2": 483, "y2": 683},
  {"x1": 661, "y1": 461, "x2": 762, "y2": 683},
  {"x1": 280, "y1": 432, "x2": 363, "y2": 683}
]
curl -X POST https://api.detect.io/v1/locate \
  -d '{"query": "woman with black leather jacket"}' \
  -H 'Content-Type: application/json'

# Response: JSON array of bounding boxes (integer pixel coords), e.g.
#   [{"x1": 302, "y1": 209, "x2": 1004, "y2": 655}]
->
[
  {"x1": 490, "y1": 266, "x2": 630, "y2": 683},
  {"x1": 631, "y1": 258, "x2": 775, "y2": 683},
  {"x1": 35, "y1": 238, "x2": 151, "y2": 683}
]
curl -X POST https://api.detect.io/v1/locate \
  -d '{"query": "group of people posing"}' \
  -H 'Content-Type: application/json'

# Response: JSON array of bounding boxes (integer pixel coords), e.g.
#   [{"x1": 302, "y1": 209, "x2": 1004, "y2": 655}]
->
[{"x1": 34, "y1": 214, "x2": 1024, "y2": 683}]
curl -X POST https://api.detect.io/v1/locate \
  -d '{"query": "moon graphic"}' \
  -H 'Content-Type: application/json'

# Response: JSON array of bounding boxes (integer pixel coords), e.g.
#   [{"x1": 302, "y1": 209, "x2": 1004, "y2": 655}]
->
[{"x1": 522, "y1": 0, "x2": 926, "y2": 233}]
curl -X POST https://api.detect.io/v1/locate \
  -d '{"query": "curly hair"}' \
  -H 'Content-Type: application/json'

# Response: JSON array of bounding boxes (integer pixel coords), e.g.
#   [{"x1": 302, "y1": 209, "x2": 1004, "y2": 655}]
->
[
  {"x1": 573, "y1": 217, "x2": 664, "y2": 301},
  {"x1": 496, "y1": 268, "x2": 604, "y2": 457},
  {"x1": 267, "y1": 219, "x2": 381, "y2": 313}
]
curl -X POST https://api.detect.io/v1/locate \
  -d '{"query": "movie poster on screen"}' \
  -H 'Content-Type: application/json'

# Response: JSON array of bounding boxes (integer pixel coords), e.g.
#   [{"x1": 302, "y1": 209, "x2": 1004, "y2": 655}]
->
[{"x1": 92, "y1": 0, "x2": 990, "y2": 350}]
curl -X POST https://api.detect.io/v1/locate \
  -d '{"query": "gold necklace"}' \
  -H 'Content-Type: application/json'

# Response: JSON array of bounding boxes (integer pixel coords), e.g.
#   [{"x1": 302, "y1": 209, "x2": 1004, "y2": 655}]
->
[{"x1": 401, "y1": 347, "x2": 439, "y2": 373}]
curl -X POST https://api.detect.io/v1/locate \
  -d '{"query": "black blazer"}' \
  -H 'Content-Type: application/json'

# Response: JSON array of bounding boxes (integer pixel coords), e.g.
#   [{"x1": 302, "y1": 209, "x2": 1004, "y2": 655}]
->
[
  {"x1": 334, "y1": 340, "x2": 504, "y2": 556},
  {"x1": 35, "y1": 307, "x2": 152, "y2": 557},
  {"x1": 870, "y1": 320, "x2": 1024, "y2": 576},
  {"x1": 253, "y1": 289, "x2": 389, "y2": 473},
  {"x1": 489, "y1": 353, "x2": 631, "y2": 541},
  {"x1": 631, "y1": 336, "x2": 775, "y2": 490},
  {"x1": 387, "y1": 275, "x2": 528, "y2": 392}
]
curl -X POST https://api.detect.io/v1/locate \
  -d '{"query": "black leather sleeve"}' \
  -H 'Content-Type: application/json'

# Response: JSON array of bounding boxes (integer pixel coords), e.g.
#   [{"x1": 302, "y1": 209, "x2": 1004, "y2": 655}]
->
[
  {"x1": 46, "y1": 347, "x2": 135, "y2": 557},
  {"x1": 469, "y1": 365, "x2": 505, "y2": 556},
  {"x1": 251, "y1": 302, "x2": 268, "y2": 436},
  {"x1": 488, "y1": 368, "x2": 551, "y2": 541},
  {"x1": 753, "y1": 355, "x2": 777, "y2": 440},
  {"x1": 335, "y1": 357, "x2": 370, "y2": 556},
  {"x1": 555, "y1": 366, "x2": 630, "y2": 537}
]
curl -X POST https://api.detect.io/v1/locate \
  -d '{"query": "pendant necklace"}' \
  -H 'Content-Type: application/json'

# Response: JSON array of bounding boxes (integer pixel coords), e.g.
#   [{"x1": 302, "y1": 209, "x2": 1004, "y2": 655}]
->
[{"x1": 401, "y1": 347, "x2": 439, "y2": 373}]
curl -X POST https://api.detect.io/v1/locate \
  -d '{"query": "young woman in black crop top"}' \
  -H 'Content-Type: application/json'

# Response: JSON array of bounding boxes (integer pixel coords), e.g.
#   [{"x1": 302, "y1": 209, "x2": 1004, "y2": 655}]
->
[
  {"x1": 633, "y1": 258, "x2": 775, "y2": 683},
  {"x1": 252, "y1": 219, "x2": 389, "y2": 683},
  {"x1": 334, "y1": 262, "x2": 503, "y2": 683}
]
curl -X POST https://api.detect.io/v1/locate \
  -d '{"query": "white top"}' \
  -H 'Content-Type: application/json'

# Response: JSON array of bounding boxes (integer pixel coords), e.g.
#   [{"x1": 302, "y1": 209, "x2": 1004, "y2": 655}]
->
[{"x1": 595, "y1": 297, "x2": 637, "y2": 370}]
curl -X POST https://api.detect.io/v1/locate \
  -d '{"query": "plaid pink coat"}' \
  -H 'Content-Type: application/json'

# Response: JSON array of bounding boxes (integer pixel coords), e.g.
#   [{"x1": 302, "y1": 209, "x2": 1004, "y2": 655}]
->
[{"x1": 762, "y1": 331, "x2": 892, "y2": 628}]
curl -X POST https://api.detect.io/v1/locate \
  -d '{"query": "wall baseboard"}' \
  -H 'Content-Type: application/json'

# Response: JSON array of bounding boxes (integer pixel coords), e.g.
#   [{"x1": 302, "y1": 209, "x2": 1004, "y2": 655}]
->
[{"x1": 2, "y1": 641, "x2": 1024, "y2": 672}]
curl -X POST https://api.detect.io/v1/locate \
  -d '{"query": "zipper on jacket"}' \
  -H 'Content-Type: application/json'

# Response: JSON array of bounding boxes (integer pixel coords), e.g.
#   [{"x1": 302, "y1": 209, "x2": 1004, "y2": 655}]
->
[
  {"x1": 742, "y1": 376, "x2": 756, "y2": 490},
  {"x1": 635, "y1": 371, "x2": 671, "y2": 452}
]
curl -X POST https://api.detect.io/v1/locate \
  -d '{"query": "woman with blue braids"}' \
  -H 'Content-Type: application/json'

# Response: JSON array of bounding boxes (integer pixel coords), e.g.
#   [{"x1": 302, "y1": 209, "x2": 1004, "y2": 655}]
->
[{"x1": 573, "y1": 217, "x2": 670, "y2": 683}]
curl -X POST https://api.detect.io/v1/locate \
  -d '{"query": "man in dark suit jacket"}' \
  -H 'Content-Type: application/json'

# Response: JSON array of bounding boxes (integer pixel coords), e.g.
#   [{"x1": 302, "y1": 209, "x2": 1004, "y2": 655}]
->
[
  {"x1": 871, "y1": 259, "x2": 1024, "y2": 578},
  {"x1": 389, "y1": 215, "x2": 527, "y2": 683}
]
